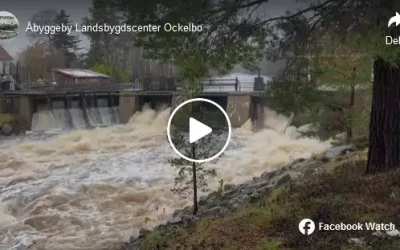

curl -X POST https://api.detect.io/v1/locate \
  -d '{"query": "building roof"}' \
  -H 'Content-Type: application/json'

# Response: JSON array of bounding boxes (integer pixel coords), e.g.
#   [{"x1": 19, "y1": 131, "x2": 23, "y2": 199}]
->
[
  {"x1": 0, "y1": 45, "x2": 13, "y2": 61},
  {"x1": 54, "y1": 68, "x2": 111, "y2": 78}
]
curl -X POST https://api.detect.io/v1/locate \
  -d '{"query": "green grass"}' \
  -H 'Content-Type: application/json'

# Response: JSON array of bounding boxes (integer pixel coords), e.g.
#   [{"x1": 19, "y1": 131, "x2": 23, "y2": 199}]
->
[
  {"x1": 0, "y1": 113, "x2": 14, "y2": 127},
  {"x1": 254, "y1": 238, "x2": 288, "y2": 250},
  {"x1": 137, "y1": 148, "x2": 400, "y2": 250},
  {"x1": 140, "y1": 231, "x2": 165, "y2": 250}
]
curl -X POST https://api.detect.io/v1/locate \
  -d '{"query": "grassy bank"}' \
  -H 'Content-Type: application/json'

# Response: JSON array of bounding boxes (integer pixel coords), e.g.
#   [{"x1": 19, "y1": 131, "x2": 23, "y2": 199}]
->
[
  {"x1": 136, "y1": 148, "x2": 400, "y2": 250},
  {"x1": 0, "y1": 113, "x2": 15, "y2": 127}
]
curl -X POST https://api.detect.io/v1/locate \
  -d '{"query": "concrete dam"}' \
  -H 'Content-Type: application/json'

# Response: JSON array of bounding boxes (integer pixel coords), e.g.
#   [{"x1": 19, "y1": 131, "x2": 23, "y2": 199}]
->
[{"x1": 0, "y1": 77, "x2": 266, "y2": 131}]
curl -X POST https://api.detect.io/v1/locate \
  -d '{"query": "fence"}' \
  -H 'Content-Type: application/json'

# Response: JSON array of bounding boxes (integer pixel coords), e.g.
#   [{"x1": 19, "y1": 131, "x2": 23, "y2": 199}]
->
[
  {"x1": 199, "y1": 77, "x2": 264, "y2": 92},
  {"x1": 1, "y1": 77, "x2": 265, "y2": 93},
  {"x1": 4, "y1": 82, "x2": 134, "y2": 93}
]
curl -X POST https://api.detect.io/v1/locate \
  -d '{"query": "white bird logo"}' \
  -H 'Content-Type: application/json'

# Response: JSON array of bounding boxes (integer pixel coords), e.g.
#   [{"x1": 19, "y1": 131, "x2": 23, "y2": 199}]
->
[{"x1": 388, "y1": 12, "x2": 400, "y2": 27}]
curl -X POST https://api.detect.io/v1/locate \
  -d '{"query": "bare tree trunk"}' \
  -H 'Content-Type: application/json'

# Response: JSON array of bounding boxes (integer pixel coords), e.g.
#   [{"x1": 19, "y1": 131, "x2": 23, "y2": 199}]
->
[
  {"x1": 191, "y1": 98, "x2": 198, "y2": 215},
  {"x1": 366, "y1": 58, "x2": 400, "y2": 173},
  {"x1": 346, "y1": 72, "x2": 355, "y2": 143},
  {"x1": 191, "y1": 144, "x2": 198, "y2": 215}
]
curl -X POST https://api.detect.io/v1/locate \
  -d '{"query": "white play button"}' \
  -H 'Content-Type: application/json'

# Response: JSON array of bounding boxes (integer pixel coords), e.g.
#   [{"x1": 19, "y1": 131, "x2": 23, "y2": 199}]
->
[
  {"x1": 167, "y1": 98, "x2": 232, "y2": 163},
  {"x1": 189, "y1": 117, "x2": 212, "y2": 143}
]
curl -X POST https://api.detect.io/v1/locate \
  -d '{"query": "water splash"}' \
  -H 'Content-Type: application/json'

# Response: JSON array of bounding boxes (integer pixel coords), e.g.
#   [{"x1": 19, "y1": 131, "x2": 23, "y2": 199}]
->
[
  {"x1": 0, "y1": 107, "x2": 330, "y2": 250},
  {"x1": 31, "y1": 106, "x2": 120, "y2": 132}
]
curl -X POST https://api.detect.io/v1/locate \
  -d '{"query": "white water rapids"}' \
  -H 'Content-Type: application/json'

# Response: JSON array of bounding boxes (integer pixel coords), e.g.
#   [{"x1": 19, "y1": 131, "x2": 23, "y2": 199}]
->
[
  {"x1": 0, "y1": 106, "x2": 331, "y2": 250},
  {"x1": 31, "y1": 99, "x2": 119, "y2": 131}
]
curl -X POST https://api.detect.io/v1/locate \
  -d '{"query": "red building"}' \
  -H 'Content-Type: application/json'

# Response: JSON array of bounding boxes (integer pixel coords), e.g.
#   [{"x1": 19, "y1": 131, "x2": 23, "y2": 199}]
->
[{"x1": 54, "y1": 68, "x2": 111, "y2": 85}]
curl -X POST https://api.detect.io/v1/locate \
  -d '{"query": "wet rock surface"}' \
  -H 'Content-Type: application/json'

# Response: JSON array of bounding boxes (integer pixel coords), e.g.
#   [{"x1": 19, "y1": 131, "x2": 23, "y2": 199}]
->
[
  {"x1": 124, "y1": 144, "x2": 355, "y2": 250},
  {"x1": 1, "y1": 123, "x2": 12, "y2": 136}
]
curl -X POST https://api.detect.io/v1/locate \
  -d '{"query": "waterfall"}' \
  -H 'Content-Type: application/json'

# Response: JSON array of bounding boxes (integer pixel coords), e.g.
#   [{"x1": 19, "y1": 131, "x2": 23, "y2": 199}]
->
[{"x1": 31, "y1": 105, "x2": 119, "y2": 132}]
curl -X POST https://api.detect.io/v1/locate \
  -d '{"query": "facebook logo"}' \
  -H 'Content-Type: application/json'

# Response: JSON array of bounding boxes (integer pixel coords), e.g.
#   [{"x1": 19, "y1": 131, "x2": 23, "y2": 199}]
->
[{"x1": 299, "y1": 219, "x2": 316, "y2": 235}]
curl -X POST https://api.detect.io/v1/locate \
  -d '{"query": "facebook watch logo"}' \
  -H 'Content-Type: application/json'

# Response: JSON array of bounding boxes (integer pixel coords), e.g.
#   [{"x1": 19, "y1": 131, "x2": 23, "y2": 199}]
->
[{"x1": 299, "y1": 219, "x2": 316, "y2": 235}]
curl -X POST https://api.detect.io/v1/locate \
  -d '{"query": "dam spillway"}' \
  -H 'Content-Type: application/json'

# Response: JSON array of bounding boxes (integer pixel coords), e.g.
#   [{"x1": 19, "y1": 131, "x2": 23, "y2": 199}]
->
[
  {"x1": 0, "y1": 91, "x2": 265, "y2": 131},
  {"x1": 0, "y1": 76, "x2": 267, "y2": 131}
]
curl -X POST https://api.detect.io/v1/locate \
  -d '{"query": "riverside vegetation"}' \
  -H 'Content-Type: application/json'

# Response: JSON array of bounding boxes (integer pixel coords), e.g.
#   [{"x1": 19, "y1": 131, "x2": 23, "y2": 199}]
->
[
  {"x1": 0, "y1": 113, "x2": 16, "y2": 136},
  {"x1": 123, "y1": 138, "x2": 400, "y2": 250}
]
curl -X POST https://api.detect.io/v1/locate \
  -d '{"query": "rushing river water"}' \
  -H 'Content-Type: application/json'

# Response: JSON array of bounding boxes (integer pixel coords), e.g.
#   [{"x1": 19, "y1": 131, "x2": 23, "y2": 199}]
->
[{"x1": 0, "y1": 106, "x2": 331, "y2": 250}]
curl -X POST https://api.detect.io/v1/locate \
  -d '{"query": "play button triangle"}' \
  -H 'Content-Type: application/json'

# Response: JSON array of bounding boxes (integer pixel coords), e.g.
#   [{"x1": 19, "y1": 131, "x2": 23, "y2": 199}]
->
[{"x1": 189, "y1": 117, "x2": 212, "y2": 143}]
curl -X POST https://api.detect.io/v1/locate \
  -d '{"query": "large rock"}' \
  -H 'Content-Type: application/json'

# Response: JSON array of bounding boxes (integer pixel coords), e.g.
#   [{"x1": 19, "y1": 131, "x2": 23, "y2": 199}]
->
[
  {"x1": 324, "y1": 145, "x2": 353, "y2": 159},
  {"x1": 248, "y1": 180, "x2": 270, "y2": 190},
  {"x1": 222, "y1": 189, "x2": 241, "y2": 199},
  {"x1": 223, "y1": 184, "x2": 236, "y2": 191},
  {"x1": 1, "y1": 123, "x2": 12, "y2": 136},
  {"x1": 138, "y1": 228, "x2": 150, "y2": 238},
  {"x1": 347, "y1": 238, "x2": 365, "y2": 246},
  {"x1": 167, "y1": 214, "x2": 197, "y2": 227},
  {"x1": 198, "y1": 196, "x2": 208, "y2": 206},
  {"x1": 289, "y1": 158, "x2": 307, "y2": 170},
  {"x1": 228, "y1": 194, "x2": 250, "y2": 208},
  {"x1": 197, "y1": 206, "x2": 223, "y2": 218},
  {"x1": 287, "y1": 171, "x2": 302, "y2": 181},
  {"x1": 302, "y1": 168, "x2": 316, "y2": 178},
  {"x1": 172, "y1": 206, "x2": 192, "y2": 217},
  {"x1": 249, "y1": 191, "x2": 260, "y2": 202},
  {"x1": 261, "y1": 169, "x2": 278, "y2": 179},
  {"x1": 272, "y1": 173, "x2": 292, "y2": 186}
]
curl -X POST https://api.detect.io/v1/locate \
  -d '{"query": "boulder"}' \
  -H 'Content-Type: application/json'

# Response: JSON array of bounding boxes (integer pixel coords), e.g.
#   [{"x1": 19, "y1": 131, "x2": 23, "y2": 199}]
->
[
  {"x1": 172, "y1": 206, "x2": 192, "y2": 217},
  {"x1": 386, "y1": 229, "x2": 400, "y2": 237},
  {"x1": 289, "y1": 158, "x2": 307, "y2": 170},
  {"x1": 198, "y1": 196, "x2": 208, "y2": 206},
  {"x1": 248, "y1": 180, "x2": 270, "y2": 190},
  {"x1": 172, "y1": 209, "x2": 183, "y2": 218},
  {"x1": 197, "y1": 206, "x2": 222, "y2": 218},
  {"x1": 273, "y1": 173, "x2": 291, "y2": 186},
  {"x1": 218, "y1": 199, "x2": 230, "y2": 207},
  {"x1": 255, "y1": 185, "x2": 272, "y2": 195},
  {"x1": 228, "y1": 194, "x2": 250, "y2": 208},
  {"x1": 167, "y1": 216, "x2": 183, "y2": 226},
  {"x1": 168, "y1": 214, "x2": 197, "y2": 227},
  {"x1": 219, "y1": 208, "x2": 230, "y2": 216},
  {"x1": 302, "y1": 168, "x2": 316, "y2": 178},
  {"x1": 261, "y1": 170, "x2": 277, "y2": 179},
  {"x1": 288, "y1": 171, "x2": 302, "y2": 181},
  {"x1": 181, "y1": 214, "x2": 197, "y2": 224},
  {"x1": 347, "y1": 238, "x2": 365, "y2": 246},
  {"x1": 249, "y1": 191, "x2": 260, "y2": 202},
  {"x1": 1, "y1": 123, "x2": 12, "y2": 136},
  {"x1": 324, "y1": 145, "x2": 353, "y2": 159},
  {"x1": 229, "y1": 203, "x2": 240, "y2": 211},
  {"x1": 138, "y1": 228, "x2": 150, "y2": 238},
  {"x1": 223, "y1": 184, "x2": 236, "y2": 191},
  {"x1": 236, "y1": 183, "x2": 249, "y2": 190},
  {"x1": 373, "y1": 229, "x2": 400, "y2": 238},
  {"x1": 222, "y1": 189, "x2": 240, "y2": 199}
]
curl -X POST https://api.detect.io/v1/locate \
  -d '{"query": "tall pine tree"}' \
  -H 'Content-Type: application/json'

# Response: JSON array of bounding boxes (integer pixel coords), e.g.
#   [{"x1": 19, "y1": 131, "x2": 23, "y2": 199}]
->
[
  {"x1": 103, "y1": 0, "x2": 400, "y2": 174},
  {"x1": 52, "y1": 10, "x2": 81, "y2": 67}
]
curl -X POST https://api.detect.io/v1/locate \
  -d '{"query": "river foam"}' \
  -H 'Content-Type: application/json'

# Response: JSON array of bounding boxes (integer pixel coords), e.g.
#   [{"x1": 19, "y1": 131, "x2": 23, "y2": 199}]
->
[{"x1": 0, "y1": 106, "x2": 330, "y2": 250}]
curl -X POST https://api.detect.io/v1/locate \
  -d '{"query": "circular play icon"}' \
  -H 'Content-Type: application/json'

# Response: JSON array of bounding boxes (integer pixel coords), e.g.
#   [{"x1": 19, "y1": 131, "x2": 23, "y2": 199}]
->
[{"x1": 167, "y1": 98, "x2": 231, "y2": 163}]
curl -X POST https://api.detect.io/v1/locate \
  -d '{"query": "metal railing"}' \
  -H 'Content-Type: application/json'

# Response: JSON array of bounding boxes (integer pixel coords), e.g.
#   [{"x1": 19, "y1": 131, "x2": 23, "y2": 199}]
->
[
  {"x1": 199, "y1": 78, "x2": 264, "y2": 92},
  {"x1": 4, "y1": 82, "x2": 134, "y2": 93},
  {"x1": 2, "y1": 77, "x2": 265, "y2": 94}
]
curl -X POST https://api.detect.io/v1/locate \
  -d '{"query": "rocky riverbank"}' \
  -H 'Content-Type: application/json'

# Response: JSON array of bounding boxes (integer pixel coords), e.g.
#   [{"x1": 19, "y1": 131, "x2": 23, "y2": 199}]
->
[{"x1": 123, "y1": 143, "x2": 361, "y2": 250}]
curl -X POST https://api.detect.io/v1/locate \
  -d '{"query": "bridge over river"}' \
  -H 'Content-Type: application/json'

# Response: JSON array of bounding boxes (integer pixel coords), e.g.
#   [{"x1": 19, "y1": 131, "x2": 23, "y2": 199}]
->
[{"x1": 0, "y1": 77, "x2": 266, "y2": 130}]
